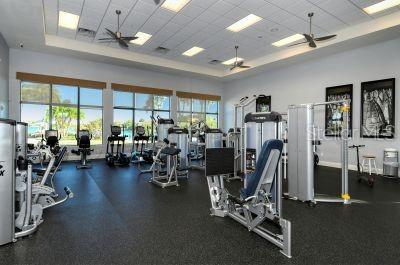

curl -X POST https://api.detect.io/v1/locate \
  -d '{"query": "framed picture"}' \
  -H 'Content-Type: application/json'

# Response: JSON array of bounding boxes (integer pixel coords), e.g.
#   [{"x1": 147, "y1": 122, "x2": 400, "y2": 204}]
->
[
  {"x1": 361, "y1": 78, "x2": 395, "y2": 138},
  {"x1": 256, "y1": 95, "x2": 271, "y2": 112},
  {"x1": 325, "y1": 84, "x2": 353, "y2": 137}
]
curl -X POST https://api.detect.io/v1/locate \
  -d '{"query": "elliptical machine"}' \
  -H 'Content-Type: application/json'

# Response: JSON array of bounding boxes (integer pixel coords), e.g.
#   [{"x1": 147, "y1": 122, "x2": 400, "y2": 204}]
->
[
  {"x1": 71, "y1": 130, "x2": 93, "y2": 169},
  {"x1": 131, "y1": 125, "x2": 153, "y2": 164},
  {"x1": 106, "y1": 125, "x2": 130, "y2": 167}
]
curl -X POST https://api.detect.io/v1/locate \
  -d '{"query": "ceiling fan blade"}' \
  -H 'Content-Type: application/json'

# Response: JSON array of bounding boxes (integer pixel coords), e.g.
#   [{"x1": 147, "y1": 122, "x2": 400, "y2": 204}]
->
[
  {"x1": 314, "y1": 34, "x2": 337, "y2": 41},
  {"x1": 118, "y1": 39, "x2": 129, "y2": 48},
  {"x1": 154, "y1": 0, "x2": 161, "y2": 4},
  {"x1": 121, "y1": 36, "x2": 138, "y2": 41},
  {"x1": 239, "y1": 65, "x2": 251, "y2": 69},
  {"x1": 236, "y1": 61, "x2": 244, "y2": 67},
  {"x1": 98, "y1": 38, "x2": 115, "y2": 41},
  {"x1": 230, "y1": 65, "x2": 237, "y2": 71},
  {"x1": 288, "y1": 41, "x2": 308, "y2": 47},
  {"x1": 308, "y1": 40, "x2": 317, "y2": 48},
  {"x1": 303, "y1": 34, "x2": 313, "y2": 43},
  {"x1": 105, "y1": 28, "x2": 118, "y2": 38}
]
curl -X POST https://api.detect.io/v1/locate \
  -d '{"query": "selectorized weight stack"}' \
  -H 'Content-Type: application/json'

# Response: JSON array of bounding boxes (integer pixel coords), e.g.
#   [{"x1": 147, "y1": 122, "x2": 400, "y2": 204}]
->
[
  {"x1": 0, "y1": 119, "x2": 43, "y2": 246},
  {"x1": 287, "y1": 100, "x2": 352, "y2": 205}
]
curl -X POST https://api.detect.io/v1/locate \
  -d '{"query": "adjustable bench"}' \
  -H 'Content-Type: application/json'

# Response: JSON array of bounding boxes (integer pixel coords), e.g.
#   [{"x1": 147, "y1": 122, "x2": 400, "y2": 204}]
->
[{"x1": 205, "y1": 140, "x2": 292, "y2": 258}]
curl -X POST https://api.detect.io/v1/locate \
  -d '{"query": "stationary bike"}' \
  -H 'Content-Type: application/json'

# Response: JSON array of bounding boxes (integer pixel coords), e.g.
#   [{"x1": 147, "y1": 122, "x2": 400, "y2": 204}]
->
[
  {"x1": 71, "y1": 130, "x2": 93, "y2": 169},
  {"x1": 349, "y1": 144, "x2": 374, "y2": 187}
]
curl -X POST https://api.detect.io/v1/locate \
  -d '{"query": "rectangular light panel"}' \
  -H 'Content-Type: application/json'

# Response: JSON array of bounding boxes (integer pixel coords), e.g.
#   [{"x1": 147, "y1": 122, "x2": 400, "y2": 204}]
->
[
  {"x1": 182, "y1": 46, "x2": 204, "y2": 57},
  {"x1": 222, "y1": 57, "x2": 244, "y2": 65},
  {"x1": 227, "y1": 14, "x2": 262, "y2": 32},
  {"x1": 272, "y1": 34, "x2": 305, "y2": 47},
  {"x1": 130, "y1": 32, "x2": 152, "y2": 45},
  {"x1": 161, "y1": 0, "x2": 191, "y2": 12},
  {"x1": 58, "y1": 11, "x2": 80, "y2": 30},
  {"x1": 363, "y1": 0, "x2": 400, "y2": 14}
]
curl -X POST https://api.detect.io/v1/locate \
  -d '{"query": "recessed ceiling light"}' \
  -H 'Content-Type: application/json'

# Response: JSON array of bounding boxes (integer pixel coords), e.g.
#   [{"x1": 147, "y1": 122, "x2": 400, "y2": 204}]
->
[
  {"x1": 222, "y1": 57, "x2": 244, "y2": 65},
  {"x1": 363, "y1": 0, "x2": 400, "y2": 14},
  {"x1": 182, "y1": 46, "x2": 204, "y2": 57},
  {"x1": 58, "y1": 11, "x2": 80, "y2": 30},
  {"x1": 227, "y1": 14, "x2": 262, "y2": 32},
  {"x1": 271, "y1": 34, "x2": 304, "y2": 47},
  {"x1": 130, "y1": 32, "x2": 152, "y2": 45},
  {"x1": 161, "y1": 0, "x2": 191, "y2": 12}
]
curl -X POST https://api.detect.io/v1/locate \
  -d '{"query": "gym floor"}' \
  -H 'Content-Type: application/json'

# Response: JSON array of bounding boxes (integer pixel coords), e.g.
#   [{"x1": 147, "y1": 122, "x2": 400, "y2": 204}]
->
[{"x1": 1, "y1": 161, "x2": 399, "y2": 265}]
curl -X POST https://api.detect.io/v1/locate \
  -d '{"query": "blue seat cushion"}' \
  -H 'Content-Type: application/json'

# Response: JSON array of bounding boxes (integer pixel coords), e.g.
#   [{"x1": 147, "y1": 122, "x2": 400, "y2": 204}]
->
[{"x1": 240, "y1": 139, "x2": 283, "y2": 199}]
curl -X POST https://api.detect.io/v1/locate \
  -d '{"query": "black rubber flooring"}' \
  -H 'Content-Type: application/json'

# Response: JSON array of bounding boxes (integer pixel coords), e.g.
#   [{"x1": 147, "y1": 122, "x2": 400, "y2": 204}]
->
[{"x1": 1, "y1": 160, "x2": 400, "y2": 264}]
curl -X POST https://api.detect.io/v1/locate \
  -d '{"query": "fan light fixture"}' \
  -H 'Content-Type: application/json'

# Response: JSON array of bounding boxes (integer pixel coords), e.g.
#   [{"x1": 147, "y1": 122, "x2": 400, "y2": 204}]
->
[
  {"x1": 161, "y1": 0, "x2": 190, "y2": 12},
  {"x1": 363, "y1": 0, "x2": 400, "y2": 14},
  {"x1": 130, "y1": 32, "x2": 152, "y2": 45},
  {"x1": 222, "y1": 57, "x2": 244, "y2": 65},
  {"x1": 182, "y1": 46, "x2": 204, "y2": 57},
  {"x1": 272, "y1": 34, "x2": 304, "y2": 47},
  {"x1": 227, "y1": 14, "x2": 262, "y2": 32},
  {"x1": 58, "y1": 11, "x2": 80, "y2": 30}
]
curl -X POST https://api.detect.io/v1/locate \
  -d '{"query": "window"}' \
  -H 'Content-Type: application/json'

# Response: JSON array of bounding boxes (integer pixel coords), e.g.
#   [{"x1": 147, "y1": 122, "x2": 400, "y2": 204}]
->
[
  {"x1": 177, "y1": 97, "x2": 219, "y2": 129},
  {"x1": 20, "y1": 82, "x2": 103, "y2": 145},
  {"x1": 113, "y1": 90, "x2": 170, "y2": 142}
]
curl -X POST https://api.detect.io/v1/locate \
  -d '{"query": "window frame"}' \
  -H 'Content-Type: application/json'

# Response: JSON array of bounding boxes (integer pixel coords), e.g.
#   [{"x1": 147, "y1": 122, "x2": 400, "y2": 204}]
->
[
  {"x1": 20, "y1": 81, "x2": 104, "y2": 145},
  {"x1": 177, "y1": 98, "x2": 219, "y2": 129},
  {"x1": 113, "y1": 91, "x2": 171, "y2": 142}
]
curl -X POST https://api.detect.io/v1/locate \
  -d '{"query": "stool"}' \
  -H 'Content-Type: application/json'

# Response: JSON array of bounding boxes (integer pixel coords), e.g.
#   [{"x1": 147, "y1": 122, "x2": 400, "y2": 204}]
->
[{"x1": 362, "y1": 155, "x2": 378, "y2": 175}]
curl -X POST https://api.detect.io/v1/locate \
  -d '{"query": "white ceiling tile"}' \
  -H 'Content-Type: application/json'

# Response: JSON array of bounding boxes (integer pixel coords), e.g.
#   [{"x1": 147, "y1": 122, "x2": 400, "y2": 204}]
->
[
  {"x1": 180, "y1": 1, "x2": 205, "y2": 18},
  {"x1": 238, "y1": 0, "x2": 266, "y2": 13},
  {"x1": 59, "y1": 0, "x2": 84, "y2": 14},
  {"x1": 224, "y1": 7, "x2": 250, "y2": 20},
  {"x1": 191, "y1": 0, "x2": 215, "y2": 9},
  {"x1": 170, "y1": 13, "x2": 193, "y2": 26},
  {"x1": 152, "y1": 7, "x2": 176, "y2": 20},
  {"x1": 209, "y1": 0, "x2": 236, "y2": 15},
  {"x1": 212, "y1": 16, "x2": 236, "y2": 28},
  {"x1": 197, "y1": 9, "x2": 221, "y2": 23},
  {"x1": 133, "y1": 0, "x2": 157, "y2": 16}
]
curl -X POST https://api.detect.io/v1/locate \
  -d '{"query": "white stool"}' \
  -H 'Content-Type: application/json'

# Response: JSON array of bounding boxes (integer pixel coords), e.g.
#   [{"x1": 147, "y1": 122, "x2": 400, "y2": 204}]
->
[{"x1": 362, "y1": 155, "x2": 378, "y2": 175}]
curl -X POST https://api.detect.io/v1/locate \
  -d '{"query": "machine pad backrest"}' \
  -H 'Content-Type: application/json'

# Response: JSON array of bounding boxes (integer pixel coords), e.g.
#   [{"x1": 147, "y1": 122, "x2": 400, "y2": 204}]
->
[{"x1": 241, "y1": 140, "x2": 283, "y2": 199}]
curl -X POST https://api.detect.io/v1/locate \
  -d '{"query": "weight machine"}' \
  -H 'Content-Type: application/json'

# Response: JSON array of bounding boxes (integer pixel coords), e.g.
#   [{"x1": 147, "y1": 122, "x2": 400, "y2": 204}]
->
[
  {"x1": 287, "y1": 100, "x2": 352, "y2": 205},
  {"x1": 1, "y1": 120, "x2": 42, "y2": 245}
]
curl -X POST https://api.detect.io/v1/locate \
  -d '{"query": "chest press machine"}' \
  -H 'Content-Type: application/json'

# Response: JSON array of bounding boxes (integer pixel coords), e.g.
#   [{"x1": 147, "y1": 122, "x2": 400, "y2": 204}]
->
[{"x1": 205, "y1": 112, "x2": 292, "y2": 258}]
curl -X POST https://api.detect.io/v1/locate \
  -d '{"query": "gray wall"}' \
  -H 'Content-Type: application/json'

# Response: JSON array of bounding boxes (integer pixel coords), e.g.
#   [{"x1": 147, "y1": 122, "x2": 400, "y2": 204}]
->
[
  {"x1": 9, "y1": 48, "x2": 223, "y2": 158},
  {"x1": 223, "y1": 37, "x2": 400, "y2": 171},
  {"x1": 0, "y1": 33, "x2": 9, "y2": 118}
]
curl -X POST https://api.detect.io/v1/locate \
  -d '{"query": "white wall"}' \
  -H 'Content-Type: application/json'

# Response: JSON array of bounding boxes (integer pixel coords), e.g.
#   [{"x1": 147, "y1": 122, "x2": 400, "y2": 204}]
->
[
  {"x1": 9, "y1": 49, "x2": 223, "y2": 158},
  {"x1": 223, "y1": 37, "x2": 400, "y2": 171},
  {"x1": 0, "y1": 33, "x2": 9, "y2": 118}
]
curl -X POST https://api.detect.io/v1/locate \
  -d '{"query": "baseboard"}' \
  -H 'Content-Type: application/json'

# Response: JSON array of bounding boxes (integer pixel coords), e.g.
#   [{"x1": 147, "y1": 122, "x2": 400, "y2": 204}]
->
[{"x1": 319, "y1": 160, "x2": 383, "y2": 175}]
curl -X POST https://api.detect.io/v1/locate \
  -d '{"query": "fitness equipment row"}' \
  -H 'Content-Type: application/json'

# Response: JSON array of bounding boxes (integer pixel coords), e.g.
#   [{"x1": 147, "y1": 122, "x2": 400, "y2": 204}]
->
[{"x1": 0, "y1": 120, "x2": 73, "y2": 246}]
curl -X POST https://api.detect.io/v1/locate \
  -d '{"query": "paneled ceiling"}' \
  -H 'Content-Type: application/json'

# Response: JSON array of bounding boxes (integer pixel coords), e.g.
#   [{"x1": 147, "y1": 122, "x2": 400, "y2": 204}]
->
[{"x1": 43, "y1": 0, "x2": 400, "y2": 69}]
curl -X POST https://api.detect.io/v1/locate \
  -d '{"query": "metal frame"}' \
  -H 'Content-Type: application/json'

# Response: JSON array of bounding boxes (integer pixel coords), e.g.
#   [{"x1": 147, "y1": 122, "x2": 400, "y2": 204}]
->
[
  {"x1": 287, "y1": 100, "x2": 351, "y2": 205},
  {"x1": 206, "y1": 142, "x2": 292, "y2": 258}
]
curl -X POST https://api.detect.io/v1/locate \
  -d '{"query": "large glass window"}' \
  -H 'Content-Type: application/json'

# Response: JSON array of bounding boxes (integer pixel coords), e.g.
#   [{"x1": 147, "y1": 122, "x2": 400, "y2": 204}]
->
[
  {"x1": 113, "y1": 90, "x2": 170, "y2": 142},
  {"x1": 20, "y1": 82, "x2": 103, "y2": 145},
  {"x1": 177, "y1": 97, "x2": 219, "y2": 129}
]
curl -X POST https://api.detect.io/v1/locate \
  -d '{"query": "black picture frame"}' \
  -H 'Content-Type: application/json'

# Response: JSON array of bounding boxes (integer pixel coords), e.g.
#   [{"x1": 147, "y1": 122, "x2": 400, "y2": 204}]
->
[
  {"x1": 361, "y1": 78, "x2": 395, "y2": 138},
  {"x1": 256, "y1": 95, "x2": 271, "y2": 112},
  {"x1": 325, "y1": 84, "x2": 353, "y2": 137}
]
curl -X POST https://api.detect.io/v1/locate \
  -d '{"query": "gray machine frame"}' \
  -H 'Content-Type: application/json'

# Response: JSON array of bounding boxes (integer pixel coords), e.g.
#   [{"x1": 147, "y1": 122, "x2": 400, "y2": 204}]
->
[
  {"x1": 205, "y1": 144, "x2": 292, "y2": 258},
  {"x1": 287, "y1": 100, "x2": 351, "y2": 204}
]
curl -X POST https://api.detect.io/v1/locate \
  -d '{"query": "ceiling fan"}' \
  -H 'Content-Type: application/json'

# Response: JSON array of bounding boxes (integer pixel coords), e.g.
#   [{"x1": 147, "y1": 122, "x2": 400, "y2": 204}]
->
[
  {"x1": 97, "y1": 10, "x2": 138, "y2": 49},
  {"x1": 290, "y1": 12, "x2": 337, "y2": 48},
  {"x1": 230, "y1": 46, "x2": 251, "y2": 71}
]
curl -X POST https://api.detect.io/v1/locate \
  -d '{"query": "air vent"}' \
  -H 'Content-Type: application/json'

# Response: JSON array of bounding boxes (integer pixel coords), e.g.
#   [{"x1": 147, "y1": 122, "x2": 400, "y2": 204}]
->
[
  {"x1": 208, "y1": 59, "x2": 221, "y2": 65},
  {"x1": 77, "y1": 27, "x2": 96, "y2": 37},
  {"x1": 154, "y1": 46, "x2": 170, "y2": 54}
]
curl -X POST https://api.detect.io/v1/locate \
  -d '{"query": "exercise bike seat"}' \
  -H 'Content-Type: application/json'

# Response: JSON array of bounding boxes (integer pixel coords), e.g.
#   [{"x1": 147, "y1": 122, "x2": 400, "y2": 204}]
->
[
  {"x1": 240, "y1": 140, "x2": 283, "y2": 199},
  {"x1": 161, "y1": 147, "x2": 181, "y2": 156}
]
